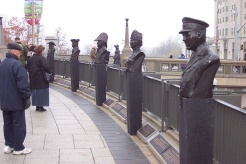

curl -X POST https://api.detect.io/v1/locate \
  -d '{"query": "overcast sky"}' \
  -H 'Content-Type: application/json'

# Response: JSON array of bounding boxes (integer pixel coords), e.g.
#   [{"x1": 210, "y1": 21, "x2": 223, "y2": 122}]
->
[{"x1": 0, "y1": 0, "x2": 215, "y2": 52}]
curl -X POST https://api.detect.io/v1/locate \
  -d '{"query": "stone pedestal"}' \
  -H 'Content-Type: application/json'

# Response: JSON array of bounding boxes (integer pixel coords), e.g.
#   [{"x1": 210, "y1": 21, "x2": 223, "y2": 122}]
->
[
  {"x1": 126, "y1": 72, "x2": 143, "y2": 135},
  {"x1": 95, "y1": 64, "x2": 106, "y2": 106},
  {"x1": 179, "y1": 98, "x2": 214, "y2": 164},
  {"x1": 70, "y1": 60, "x2": 79, "y2": 92}
]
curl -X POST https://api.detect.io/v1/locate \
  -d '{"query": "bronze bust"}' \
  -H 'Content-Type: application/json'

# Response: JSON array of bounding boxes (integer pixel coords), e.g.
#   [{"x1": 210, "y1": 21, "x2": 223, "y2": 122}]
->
[
  {"x1": 113, "y1": 44, "x2": 121, "y2": 66},
  {"x1": 94, "y1": 32, "x2": 110, "y2": 64},
  {"x1": 47, "y1": 41, "x2": 56, "y2": 75},
  {"x1": 179, "y1": 17, "x2": 220, "y2": 99},
  {"x1": 125, "y1": 30, "x2": 145, "y2": 72},
  {"x1": 70, "y1": 39, "x2": 80, "y2": 61}
]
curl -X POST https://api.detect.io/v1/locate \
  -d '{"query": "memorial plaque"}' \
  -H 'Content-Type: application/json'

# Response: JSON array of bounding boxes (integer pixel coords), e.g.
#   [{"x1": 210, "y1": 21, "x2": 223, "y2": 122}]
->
[
  {"x1": 118, "y1": 107, "x2": 127, "y2": 119},
  {"x1": 83, "y1": 88, "x2": 92, "y2": 95},
  {"x1": 139, "y1": 124, "x2": 156, "y2": 138},
  {"x1": 150, "y1": 135, "x2": 171, "y2": 154},
  {"x1": 104, "y1": 98, "x2": 114, "y2": 107},
  {"x1": 111, "y1": 103, "x2": 124, "y2": 113},
  {"x1": 78, "y1": 86, "x2": 86, "y2": 91},
  {"x1": 90, "y1": 91, "x2": 96, "y2": 98},
  {"x1": 161, "y1": 147, "x2": 180, "y2": 164}
]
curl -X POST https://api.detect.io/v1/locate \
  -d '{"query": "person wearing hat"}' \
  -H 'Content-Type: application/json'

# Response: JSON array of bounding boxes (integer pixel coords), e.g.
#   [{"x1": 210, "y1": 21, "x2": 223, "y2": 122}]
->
[
  {"x1": 0, "y1": 42, "x2": 32, "y2": 155},
  {"x1": 27, "y1": 45, "x2": 52, "y2": 112},
  {"x1": 94, "y1": 32, "x2": 110, "y2": 64},
  {"x1": 113, "y1": 44, "x2": 121, "y2": 66},
  {"x1": 125, "y1": 30, "x2": 145, "y2": 72},
  {"x1": 179, "y1": 17, "x2": 221, "y2": 100},
  {"x1": 15, "y1": 37, "x2": 29, "y2": 68}
]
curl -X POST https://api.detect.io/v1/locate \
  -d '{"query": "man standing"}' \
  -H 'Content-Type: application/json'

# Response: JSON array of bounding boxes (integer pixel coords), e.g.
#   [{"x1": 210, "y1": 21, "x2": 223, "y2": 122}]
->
[
  {"x1": 0, "y1": 43, "x2": 32, "y2": 155},
  {"x1": 15, "y1": 37, "x2": 28, "y2": 68}
]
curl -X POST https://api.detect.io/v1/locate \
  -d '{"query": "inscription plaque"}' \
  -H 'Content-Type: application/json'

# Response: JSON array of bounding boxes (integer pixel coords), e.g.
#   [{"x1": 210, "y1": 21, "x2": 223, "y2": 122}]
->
[
  {"x1": 139, "y1": 124, "x2": 156, "y2": 138},
  {"x1": 161, "y1": 147, "x2": 180, "y2": 164},
  {"x1": 78, "y1": 86, "x2": 86, "y2": 91},
  {"x1": 111, "y1": 103, "x2": 124, "y2": 113},
  {"x1": 84, "y1": 88, "x2": 92, "y2": 95},
  {"x1": 150, "y1": 135, "x2": 170, "y2": 154},
  {"x1": 90, "y1": 91, "x2": 96, "y2": 98},
  {"x1": 118, "y1": 108, "x2": 127, "y2": 119},
  {"x1": 104, "y1": 98, "x2": 114, "y2": 106}
]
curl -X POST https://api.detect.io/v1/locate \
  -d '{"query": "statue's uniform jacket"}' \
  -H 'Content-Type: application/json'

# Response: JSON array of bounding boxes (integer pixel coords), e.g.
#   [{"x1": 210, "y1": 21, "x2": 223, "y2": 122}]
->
[
  {"x1": 95, "y1": 46, "x2": 107, "y2": 64},
  {"x1": 125, "y1": 49, "x2": 145, "y2": 72},
  {"x1": 71, "y1": 47, "x2": 80, "y2": 61},
  {"x1": 179, "y1": 43, "x2": 220, "y2": 99}
]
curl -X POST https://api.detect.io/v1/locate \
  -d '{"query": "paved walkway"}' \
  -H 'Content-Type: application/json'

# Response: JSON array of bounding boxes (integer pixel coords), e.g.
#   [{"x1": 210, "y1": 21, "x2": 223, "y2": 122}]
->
[{"x1": 0, "y1": 84, "x2": 155, "y2": 164}]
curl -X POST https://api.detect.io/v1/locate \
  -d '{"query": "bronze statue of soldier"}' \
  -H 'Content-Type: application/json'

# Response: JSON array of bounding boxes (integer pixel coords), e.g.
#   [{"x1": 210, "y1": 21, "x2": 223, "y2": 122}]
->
[
  {"x1": 125, "y1": 30, "x2": 145, "y2": 72},
  {"x1": 113, "y1": 44, "x2": 120, "y2": 66},
  {"x1": 47, "y1": 41, "x2": 56, "y2": 82},
  {"x1": 178, "y1": 17, "x2": 220, "y2": 164},
  {"x1": 70, "y1": 39, "x2": 80, "y2": 61},
  {"x1": 125, "y1": 30, "x2": 145, "y2": 135},
  {"x1": 94, "y1": 33, "x2": 110, "y2": 64},
  {"x1": 70, "y1": 39, "x2": 80, "y2": 92}
]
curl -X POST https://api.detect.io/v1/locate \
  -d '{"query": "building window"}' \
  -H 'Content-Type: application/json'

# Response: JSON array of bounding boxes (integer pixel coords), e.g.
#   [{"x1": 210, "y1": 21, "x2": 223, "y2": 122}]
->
[
  {"x1": 220, "y1": 29, "x2": 221, "y2": 36},
  {"x1": 244, "y1": 14, "x2": 246, "y2": 20},
  {"x1": 231, "y1": 28, "x2": 234, "y2": 35},
  {"x1": 226, "y1": 6, "x2": 228, "y2": 12},
  {"x1": 225, "y1": 28, "x2": 228, "y2": 36},
  {"x1": 222, "y1": 29, "x2": 224, "y2": 36},
  {"x1": 245, "y1": 2, "x2": 246, "y2": 8},
  {"x1": 223, "y1": 17, "x2": 224, "y2": 22},
  {"x1": 244, "y1": 26, "x2": 246, "y2": 34},
  {"x1": 226, "y1": 17, "x2": 228, "y2": 22}
]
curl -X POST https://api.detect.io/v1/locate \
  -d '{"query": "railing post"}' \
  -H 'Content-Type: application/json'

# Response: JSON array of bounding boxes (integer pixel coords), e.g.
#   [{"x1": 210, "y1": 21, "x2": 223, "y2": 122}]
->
[
  {"x1": 161, "y1": 79, "x2": 165, "y2": 132},
  {"x1": 118, "y1": 66, "x2": 121, "y2": 102}
]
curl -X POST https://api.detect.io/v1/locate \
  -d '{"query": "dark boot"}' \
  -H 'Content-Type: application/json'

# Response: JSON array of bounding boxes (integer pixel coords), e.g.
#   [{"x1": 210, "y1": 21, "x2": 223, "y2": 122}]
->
[
  {"x1": 39, "y1": 106, "x2": 47, "y2": 112},
  {"x1": 36, "y1": 106, "x2": 40, "y2": 111}
]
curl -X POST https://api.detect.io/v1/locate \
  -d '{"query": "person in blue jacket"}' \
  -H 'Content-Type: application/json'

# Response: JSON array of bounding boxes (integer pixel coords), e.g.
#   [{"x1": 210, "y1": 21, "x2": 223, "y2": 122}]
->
[{"x1": 0, "y1": 43, "x2": 32, "y2": 155}]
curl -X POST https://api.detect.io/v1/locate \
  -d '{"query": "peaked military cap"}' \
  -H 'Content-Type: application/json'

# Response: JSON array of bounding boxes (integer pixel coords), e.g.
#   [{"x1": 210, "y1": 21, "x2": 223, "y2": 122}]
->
[
  {"x1": 7, "y1": 42, "x2": 23, "y2": 51},
  {"x1": 48, "y1": 41, "x2": 56, "y2": 46},
  {"x1": 70, "y1": 39, "x2": 80, "y2": 43},
  {"x1": 179, "y1": 17, "x2": 209, "y2": 34},
  {"x1": 130, "y1": 30, "x2": 142, "y2": 41}
]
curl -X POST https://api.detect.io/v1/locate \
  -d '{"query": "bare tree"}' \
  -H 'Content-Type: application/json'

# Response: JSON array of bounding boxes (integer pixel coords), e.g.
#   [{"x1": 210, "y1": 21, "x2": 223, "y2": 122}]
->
[
  {"x1": 53, "y1": 27, "x2": 68, "y2": 54},
  {"x1": 3, "y1": 17, "x2": 32, "y2": 45},
  {"x1": 146, "y1": 37, "x2": 182, "y2": 57}
]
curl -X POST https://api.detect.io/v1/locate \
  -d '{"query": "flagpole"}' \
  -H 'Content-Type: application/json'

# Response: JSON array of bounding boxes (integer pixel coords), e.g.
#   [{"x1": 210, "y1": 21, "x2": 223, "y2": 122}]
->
[{"x1": 32, "y1": 0, "x2": 35, "y2": 44}]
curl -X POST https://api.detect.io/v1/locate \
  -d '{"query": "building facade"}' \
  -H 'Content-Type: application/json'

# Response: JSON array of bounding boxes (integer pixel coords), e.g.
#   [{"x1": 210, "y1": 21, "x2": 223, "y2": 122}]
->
[{"x1": 215, "y1": 0, "x2": 246, "y2": 60}]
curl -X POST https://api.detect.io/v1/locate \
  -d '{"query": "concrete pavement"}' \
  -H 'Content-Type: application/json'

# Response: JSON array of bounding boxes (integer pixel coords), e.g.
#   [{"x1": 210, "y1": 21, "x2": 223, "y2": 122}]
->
[{"x1": 0, "y1": 84, "x2": 158, "y2": 164}]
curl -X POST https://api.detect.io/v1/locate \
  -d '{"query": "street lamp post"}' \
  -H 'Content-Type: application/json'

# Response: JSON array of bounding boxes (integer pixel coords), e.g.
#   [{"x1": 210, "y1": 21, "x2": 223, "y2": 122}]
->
[
  {"x1": 232, "y1": 7, "x2": 238, "y2": 60},
  {"x1": 32, "y1": 0, "x2": 35, "y2": 44}
]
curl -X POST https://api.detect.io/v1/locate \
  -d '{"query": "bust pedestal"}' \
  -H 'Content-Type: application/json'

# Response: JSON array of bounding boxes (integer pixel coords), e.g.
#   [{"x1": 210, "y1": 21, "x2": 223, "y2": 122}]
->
[{"x1": 179, "y1": 98, "x2": 214, "y2": 164}]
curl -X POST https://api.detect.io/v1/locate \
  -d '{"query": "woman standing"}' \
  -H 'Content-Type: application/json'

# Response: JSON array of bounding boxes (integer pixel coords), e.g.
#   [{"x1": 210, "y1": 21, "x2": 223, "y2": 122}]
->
[{"x1": 27, "y1": 45, "x2": 52, "y2": 111}]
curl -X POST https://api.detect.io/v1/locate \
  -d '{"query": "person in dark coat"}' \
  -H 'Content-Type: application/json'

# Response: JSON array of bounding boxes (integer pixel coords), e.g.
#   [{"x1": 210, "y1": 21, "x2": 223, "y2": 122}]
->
[
  {"x1": 27, "y1": 45, "x2": 52, "y2": 111},
  {"x1": 0, "y1": 42, "x2": 32, "y2": 155}
]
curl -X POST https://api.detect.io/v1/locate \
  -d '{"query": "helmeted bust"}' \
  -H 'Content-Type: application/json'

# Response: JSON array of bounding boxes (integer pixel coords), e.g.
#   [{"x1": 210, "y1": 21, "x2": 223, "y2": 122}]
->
[
  {"x1": 125, "y1": 30, "x2": 145, "y2": 72},
  {"x1": 94, "y1": 32, "x2": 109, "y2": 64},
  {"x1": 113, "y1": 44, "x2": 120, "y2": 66},
  {"x1": 70, "y1": 39, "x2": 80, "y2": 61},
  {"x1": 179, "y1": 17, "x2": 220, "y2": 99}
]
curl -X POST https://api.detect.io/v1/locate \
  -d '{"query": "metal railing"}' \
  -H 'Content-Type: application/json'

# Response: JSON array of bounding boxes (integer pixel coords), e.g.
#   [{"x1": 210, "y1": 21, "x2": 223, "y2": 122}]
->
[{"x1": 53, "y1": 59, "x2": 246, "y2": 164}]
